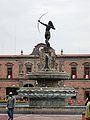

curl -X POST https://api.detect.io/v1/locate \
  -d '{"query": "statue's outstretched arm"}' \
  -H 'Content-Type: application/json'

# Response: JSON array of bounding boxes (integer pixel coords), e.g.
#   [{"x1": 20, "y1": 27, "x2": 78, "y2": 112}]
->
[{"x1": 38, "y1": 20, "x2": 47, "y2": 27}]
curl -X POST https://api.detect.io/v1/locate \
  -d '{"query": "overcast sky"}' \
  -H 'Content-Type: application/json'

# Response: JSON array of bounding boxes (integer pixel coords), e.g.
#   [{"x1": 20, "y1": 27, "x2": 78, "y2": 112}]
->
[{"x1": 0, "y1": 0, "x2": 90, "y2": 55}]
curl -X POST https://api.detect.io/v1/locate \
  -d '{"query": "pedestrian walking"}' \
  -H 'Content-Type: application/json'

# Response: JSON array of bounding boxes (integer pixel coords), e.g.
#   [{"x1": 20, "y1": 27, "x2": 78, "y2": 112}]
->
[
  {"x1": 6, "y1": 92, "x2": 15, "y2": 120},
  {"x1": 85, "y1": 96, "x2": 90, "y2": 120}
]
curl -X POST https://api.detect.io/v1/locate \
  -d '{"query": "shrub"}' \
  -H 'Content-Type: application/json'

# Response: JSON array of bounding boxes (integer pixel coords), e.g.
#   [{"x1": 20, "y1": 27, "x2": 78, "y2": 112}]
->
[
  {"x1": 0, "y1": 99, "x2": 26, "y2": 103},
  {"x1": 0, "y1": 100, "x2": 7, "y2": 103},
  {"x1": 16, "y1": 100, "x2": 26, "y2": 103}
]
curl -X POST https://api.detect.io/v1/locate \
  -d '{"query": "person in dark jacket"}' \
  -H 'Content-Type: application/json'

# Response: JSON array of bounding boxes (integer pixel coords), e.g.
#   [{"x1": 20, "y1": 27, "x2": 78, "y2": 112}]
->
[{"x1": 6, "y1": 92, "x2": 15, "y2": 120}]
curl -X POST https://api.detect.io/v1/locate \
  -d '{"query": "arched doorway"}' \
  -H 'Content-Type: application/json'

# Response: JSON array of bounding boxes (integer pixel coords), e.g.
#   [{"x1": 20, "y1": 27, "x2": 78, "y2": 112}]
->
[
  {"x1": 6, "y1": 87, "x2": 19, "y2": 96},
  {"x1": 23, "y1": 83, "x2": 34, "y2": 101},
  {"x1": 23, "y1": 84, "x2": 34, "y2": 87}
]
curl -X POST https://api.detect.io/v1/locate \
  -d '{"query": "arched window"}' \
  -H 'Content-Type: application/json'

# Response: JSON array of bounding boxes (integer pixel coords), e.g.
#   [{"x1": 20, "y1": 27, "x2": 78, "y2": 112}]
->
[
  {"x1": 25, "y1": 62, "x2": 32, "y2": 74},
  {"x1": 6, "y1": 63, "x2": 13, "y2": 79},
  {"x1": 83, "y1": 62, "x2": 90, "y2": 79},
  {"x1": 70, "y1": 62, "x2": 78, "y2": 79}
]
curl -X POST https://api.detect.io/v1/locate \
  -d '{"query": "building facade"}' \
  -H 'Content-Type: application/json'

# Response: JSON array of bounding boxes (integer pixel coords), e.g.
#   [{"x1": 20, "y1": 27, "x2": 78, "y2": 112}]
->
[{"x1": 0, "y1": 43, "x2": 90, "y2": 104}]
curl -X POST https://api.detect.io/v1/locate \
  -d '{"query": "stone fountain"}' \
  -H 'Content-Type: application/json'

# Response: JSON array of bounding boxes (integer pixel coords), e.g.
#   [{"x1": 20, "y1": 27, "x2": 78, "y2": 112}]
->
[
  {"x1": 18, "y1": 20, "x2": 76, "y2": 107},
  {"x1": 18, "y1": 45, "x2": 76, "y2": 107}
]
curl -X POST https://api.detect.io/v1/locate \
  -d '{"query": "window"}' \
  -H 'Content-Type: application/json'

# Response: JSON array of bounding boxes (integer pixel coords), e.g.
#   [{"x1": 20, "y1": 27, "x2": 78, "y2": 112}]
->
[
  {"x1": 71, "y1": 67, "x2": 77, "y2": 79},
  {"x1": 6, "y1": 63, "x2": 13, "y2": 79},
  {"x1": 84, "y1": 67, "x2": 89, "y2": 79},
  {"x1": 83, "y1": 62, "x2": 90, "y2": 79},
  {"x1": 70, "y1": 62, "x2": 78, "y2": 79},
  {"x1": 25, "y1": 62, "x2": 32, "y2": 74},
  {"x1": 26, "y1": 67, "x2": 31, "y2": 73},
  {"x1": 85, "y1": 91, "x2": 90, "y2": 99}
]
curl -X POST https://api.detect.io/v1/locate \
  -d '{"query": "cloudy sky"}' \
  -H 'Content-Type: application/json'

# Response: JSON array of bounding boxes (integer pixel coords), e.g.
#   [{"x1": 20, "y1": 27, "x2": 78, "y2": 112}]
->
[{"x1": 0, "y1": 0, "x2": 90, "y2": 55}]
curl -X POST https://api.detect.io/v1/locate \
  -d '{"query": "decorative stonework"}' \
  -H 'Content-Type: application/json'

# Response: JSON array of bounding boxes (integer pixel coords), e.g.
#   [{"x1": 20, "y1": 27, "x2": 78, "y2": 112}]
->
[{"x1": 39, "y1": 46, "x2": 56, "y2": 70}]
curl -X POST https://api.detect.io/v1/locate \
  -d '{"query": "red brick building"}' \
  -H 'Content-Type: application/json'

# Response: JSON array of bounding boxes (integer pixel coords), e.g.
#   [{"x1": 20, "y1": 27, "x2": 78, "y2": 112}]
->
[{"x1": 0, "y1": 43, "x2": 90, "y2": 104}]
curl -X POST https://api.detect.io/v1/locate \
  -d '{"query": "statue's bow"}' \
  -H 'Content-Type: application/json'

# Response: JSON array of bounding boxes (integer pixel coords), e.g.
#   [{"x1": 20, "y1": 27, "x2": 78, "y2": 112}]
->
[{"x1": 37, "y1": 12, "x2": 48, "y2": 33}]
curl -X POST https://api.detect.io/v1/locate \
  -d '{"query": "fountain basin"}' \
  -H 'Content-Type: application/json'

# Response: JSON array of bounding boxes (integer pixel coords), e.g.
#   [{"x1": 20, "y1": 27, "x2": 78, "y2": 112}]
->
[
  {"x1": 18, "y1": 87, "x2": 76, "y2": 107},
  {"x1": 26, "y1": 71, "x2": 69, "y2": 80}
]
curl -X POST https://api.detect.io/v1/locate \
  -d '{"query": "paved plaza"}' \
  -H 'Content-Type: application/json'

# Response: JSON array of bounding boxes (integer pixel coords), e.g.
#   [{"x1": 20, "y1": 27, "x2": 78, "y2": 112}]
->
[{"x1": 0, "y1": 114, "x2": 82, "y2": 120}]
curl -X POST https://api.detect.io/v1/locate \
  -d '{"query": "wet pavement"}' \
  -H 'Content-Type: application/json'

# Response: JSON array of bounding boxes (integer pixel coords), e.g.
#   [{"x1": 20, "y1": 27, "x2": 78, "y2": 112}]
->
[{"x1": 0, "y1": 114, "x2": 82, "y2": 120}]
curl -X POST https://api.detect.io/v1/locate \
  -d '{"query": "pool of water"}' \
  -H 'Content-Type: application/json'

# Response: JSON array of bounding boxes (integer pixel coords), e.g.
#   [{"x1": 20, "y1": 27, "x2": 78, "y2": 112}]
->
[
  {"x1": 65, "y1": 105, "x2": 86, "y2": 108},
  {"x1": 0, "y1": 103, "x2": 29, "y2": 107},
  {"x1": 0, "y1": 103, "x2": 86, "y2": 108}
]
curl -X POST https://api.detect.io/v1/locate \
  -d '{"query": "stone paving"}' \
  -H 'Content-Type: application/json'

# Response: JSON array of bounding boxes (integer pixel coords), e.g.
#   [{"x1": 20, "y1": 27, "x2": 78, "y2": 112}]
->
[{"x1": 0, "y1": 114, "x2": 82, "y2": 120}]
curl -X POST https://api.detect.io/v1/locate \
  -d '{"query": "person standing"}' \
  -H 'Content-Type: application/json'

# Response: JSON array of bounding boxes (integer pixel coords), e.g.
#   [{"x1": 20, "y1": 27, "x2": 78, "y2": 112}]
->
[
  {"x1": 6, "y1": 92, "x2": 15, "y2": 120},
  {"x1": 85, "y1": 96, "x2": 90, "y2": 120},
  {"x1": 85, "y1": 97, "x2": 89, "y2": 106}
]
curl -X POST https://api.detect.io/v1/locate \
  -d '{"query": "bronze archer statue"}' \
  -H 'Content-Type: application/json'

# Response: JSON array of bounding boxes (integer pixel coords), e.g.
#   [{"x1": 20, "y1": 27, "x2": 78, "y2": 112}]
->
[{"x1": 38, "y1": 20, "x2": 55, "y2": 47}]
